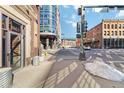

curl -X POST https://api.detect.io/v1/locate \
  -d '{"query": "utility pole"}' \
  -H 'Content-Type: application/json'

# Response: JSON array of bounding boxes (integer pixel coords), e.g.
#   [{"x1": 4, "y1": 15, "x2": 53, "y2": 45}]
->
[{"x1": 78, "y1": 5, "x2": 86, "y2": 61}]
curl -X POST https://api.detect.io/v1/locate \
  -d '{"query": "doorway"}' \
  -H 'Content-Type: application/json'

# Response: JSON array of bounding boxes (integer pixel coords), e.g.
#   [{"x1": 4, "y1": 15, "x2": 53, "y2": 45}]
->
[
  {"x1": 1, "y1": 14, "x2": 25, "y2": 69},
  {"x1": 10, "y1": 32, "x2": 21, "y2": 69}
]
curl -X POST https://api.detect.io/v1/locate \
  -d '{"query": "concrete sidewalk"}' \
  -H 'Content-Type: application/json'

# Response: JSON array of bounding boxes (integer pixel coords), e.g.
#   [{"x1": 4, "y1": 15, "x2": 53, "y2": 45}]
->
[
  {"x1": 12, "y1": 62, "x2": 54, "y2": 88},
  {"x1": 43, "y1": 49, "x2": 60, "y2": 61},
  {"x1": 12, "y1": 49, "x2": 59, "y2": 88}
]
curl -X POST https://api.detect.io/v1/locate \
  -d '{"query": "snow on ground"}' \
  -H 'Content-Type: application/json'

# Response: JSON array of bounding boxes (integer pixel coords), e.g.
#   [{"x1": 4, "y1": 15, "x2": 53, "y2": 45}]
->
[{"x1": 85, "y1": 61, "x2": 124, "y2": 82}]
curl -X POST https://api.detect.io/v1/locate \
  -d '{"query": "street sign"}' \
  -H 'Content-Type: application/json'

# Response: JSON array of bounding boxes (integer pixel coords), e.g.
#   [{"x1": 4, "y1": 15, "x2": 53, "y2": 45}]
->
[
  {"x1": 77, "y1": 22, "x2": 81, "y2": 33},
  {"x1": 76, "y1": 34, "x2": 81, "y2": 38}
]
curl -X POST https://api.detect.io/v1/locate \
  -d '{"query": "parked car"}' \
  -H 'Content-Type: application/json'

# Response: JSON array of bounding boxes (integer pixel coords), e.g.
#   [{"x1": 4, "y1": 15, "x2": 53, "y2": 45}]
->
[{"x1": 84, "y1": 46, "x2": 91, "y2": 50}]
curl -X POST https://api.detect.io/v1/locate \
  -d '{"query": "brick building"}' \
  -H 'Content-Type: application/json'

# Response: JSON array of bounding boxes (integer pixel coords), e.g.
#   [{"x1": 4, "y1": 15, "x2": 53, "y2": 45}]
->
[
  {"x1": 0, "y1": 5, "x2": 40, "y2": 69},
  {"x1": 61, "y1": 39, "x2": 76, "y2": 48},
  {"x1": 84, "y1": 23, "x2": 102, "y2": 48},
  {"x1": 84, "y1": 19, "x2": 124, "y2": 49}
]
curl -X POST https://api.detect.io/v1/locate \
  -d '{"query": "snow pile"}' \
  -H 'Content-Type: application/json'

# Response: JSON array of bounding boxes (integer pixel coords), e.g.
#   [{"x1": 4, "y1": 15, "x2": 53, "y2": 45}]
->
[{"x1": 85, "y1": 62, "x2": 124, "y2": 82}]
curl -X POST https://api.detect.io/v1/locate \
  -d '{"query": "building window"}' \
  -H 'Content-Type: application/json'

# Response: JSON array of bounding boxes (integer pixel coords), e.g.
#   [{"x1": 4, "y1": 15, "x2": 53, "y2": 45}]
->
[
  {"x1": 115, "y1": 31, "x2": 118, "y2": 36},
  {"x1": 107, "y1": 24, "x2": 110, "y2": 29},
  {"x1": 123, "y1": 31, "x2": 124, "y2": 36},
  {"x1": 119, "y1": 31, "x2": 121, "y2": 36},
  {"x1": 104, "y1": 24, "x2": 106, "y2": 29},
  {"x1": 40, "y1": 20, "x2": 43, "y2": 25},
  {"x1": 43, "y1": 19, "x2": 49, "y2": 25},
  {"x1": 104, "y1": 31, "x2": 106, "y2": 35},
  {"x1": 111, "y1": 31, "x2": 114, "y2": 36},
  {"x1": 119, "y1": 24, "x2": 121, "y2": 29},
  {"x1": 111, "y1": 24, "x2": 114, "y2": 29},
  {"x1": 41, "y1": 14, "x2": 43, "y2": 18},
  {"x1": 107, "y1": 31, "x2": 110, "y2": 36},
  {"x1": 115, "y1": 24, "x2": 117, "y2": 29},
  {"x1": 10, "y1": 19, "x2": 21, "y2": 33},
  {"x1": 123, "y1": 24, "x2": 124, "y2": 29}
]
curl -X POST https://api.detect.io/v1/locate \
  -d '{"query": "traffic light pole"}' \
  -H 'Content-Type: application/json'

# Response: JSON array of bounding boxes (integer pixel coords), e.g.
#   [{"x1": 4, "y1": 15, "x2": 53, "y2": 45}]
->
[{"x1": 79, "y1": 5, "x2": 86, "y2": 61}]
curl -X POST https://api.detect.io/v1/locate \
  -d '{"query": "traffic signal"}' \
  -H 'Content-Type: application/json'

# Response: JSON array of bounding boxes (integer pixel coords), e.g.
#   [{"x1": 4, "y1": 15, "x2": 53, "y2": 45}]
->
[{"x1": 78, "y1": 8, "x2": 82, "y2": 15}]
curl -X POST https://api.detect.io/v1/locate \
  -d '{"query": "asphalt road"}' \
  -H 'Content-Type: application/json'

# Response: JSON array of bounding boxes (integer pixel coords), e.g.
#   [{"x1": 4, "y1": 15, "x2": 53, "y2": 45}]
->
[
  {"x1": 43, "y1": 48, "x2": 124, "y2": 88},
  {"x1": 60, "y1": 48, "x2": 124, "y2": 71}
]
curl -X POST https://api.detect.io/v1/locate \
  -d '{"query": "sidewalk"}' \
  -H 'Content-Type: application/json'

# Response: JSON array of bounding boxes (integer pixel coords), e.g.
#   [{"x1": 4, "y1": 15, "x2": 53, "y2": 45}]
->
[
  {"x1": 12, "y1": 49, "x2": 59, "y2": 88},
  {"x1": 12, "y1": 62, "x2": 54, "y2": 88},
  {"x1": 43, "y1": 49, "x2": 60, "y2": 61}
]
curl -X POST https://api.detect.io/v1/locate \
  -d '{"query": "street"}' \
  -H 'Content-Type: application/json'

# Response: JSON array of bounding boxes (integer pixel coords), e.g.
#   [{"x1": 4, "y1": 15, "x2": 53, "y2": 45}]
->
[{"x1": 43, "y1": 48, "x2": 124, "y2": 88}]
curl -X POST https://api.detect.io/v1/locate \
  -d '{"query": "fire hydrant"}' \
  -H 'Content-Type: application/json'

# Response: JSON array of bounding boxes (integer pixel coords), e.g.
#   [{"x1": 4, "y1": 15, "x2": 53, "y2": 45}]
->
[{"x1": 44, "y1": 51, "x2": 48, "y2": 57}]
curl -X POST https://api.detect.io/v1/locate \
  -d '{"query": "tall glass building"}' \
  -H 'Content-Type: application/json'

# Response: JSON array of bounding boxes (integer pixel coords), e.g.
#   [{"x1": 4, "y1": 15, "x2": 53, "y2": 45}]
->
[{"x1": 40, "y1": 5, "x2": 59, "y2": 49}]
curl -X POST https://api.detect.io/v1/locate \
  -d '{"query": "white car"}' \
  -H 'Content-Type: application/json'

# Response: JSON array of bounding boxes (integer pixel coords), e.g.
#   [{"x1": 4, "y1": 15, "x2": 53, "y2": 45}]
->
[{"x1": 84, "y1": 46, "x2": 91, "y2": 50}]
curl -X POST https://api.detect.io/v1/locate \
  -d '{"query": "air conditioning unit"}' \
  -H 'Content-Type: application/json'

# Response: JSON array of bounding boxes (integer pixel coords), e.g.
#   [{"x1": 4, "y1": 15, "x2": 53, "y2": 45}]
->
[{"x1": 0, "y1": 67, "x2": 12, "y2": 88}]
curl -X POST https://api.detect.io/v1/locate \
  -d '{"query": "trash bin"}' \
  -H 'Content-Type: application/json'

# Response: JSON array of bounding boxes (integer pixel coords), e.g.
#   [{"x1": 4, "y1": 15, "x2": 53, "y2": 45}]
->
[
  {"x1": 0, "y1": 67, "x2": 12, "y2": 88},
  {"x1": 32, "y1": 56, "x2": 40, "y2": 66}
]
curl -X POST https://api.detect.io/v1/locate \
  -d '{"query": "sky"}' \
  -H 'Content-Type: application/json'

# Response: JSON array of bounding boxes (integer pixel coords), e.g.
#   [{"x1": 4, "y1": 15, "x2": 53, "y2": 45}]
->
[{"x1": 59, "y1": 5, "x2": 124, "y2": 39}]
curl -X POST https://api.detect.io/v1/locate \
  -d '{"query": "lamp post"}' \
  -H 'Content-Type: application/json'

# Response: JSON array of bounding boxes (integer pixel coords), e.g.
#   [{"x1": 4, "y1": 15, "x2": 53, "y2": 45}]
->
[{"x1": 79, "y1": 5, "x2": 86, "y2": 61}]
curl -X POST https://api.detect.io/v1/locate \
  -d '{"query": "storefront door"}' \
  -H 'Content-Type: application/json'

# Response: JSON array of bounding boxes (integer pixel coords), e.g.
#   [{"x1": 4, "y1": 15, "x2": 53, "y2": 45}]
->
[
  {"x1": 1, "y1": 13, "x2": 25, "y2": 69},
  {"x1": 10, "y1": 32, "x2": 21, "y2": 69}
]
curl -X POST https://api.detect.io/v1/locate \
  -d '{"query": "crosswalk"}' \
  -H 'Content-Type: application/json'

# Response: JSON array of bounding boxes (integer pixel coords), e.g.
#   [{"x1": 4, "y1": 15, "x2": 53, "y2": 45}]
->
[
  {"x1": 72, "y1": 71, "x2": 100, "y2": 88},
  {"x1": 84, "y1": 49, "x2": 124, "y2": 74},
  {"x1": 44, "y1": 62, "x2": 78, "y2": 88}
]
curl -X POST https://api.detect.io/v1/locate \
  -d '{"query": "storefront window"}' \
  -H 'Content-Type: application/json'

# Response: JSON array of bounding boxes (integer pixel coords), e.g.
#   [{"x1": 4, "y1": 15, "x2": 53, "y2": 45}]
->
[{"x1": 11, "y1": 19, "x2": 21, "y2": 33}]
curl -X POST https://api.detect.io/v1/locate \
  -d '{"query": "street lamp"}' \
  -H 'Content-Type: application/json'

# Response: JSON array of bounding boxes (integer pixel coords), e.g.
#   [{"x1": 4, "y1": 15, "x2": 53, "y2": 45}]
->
[{"x1": 78, "y1": 5, "x2": 86, "y2": 61}]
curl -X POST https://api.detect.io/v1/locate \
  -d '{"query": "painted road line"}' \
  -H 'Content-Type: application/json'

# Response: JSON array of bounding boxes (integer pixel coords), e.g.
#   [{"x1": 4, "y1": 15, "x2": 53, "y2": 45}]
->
[
  {"x1": 57, "y1": 58, "x2": 63, "y2": 62},
  {"x1": 119, "y1": 56, "x2": 124, "y2": 60},
  {"x1": 87, "y1": 56, "x2": 92, "y2": 61},
  {"x1": 120, "y1": 64, "x2": 124, "y2": 69},
  {"x1": 108, "y1": 61, "x2": 124, "y2": 63},
  {"x1": 106, "y1": 54, "x2": 112, "y2": 59}
]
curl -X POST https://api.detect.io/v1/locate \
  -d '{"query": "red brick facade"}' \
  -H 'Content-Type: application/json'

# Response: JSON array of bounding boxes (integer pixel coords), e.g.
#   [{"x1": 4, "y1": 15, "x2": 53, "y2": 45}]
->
[
  {"x1": 61, "y1": 39, "x2": 76, "y2": 48},
  {"x1": 84, "y1": 23, "x2": 102, "y2": 48},
  {"x1": 76, "y1": 38, "x2": 81, "y2": 47}
]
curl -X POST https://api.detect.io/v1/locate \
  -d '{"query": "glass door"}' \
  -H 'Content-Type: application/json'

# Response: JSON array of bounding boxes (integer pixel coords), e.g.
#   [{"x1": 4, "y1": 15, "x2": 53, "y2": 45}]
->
[{"x1": 10, "y1": 32, "x2": 21, "y2": 70}]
